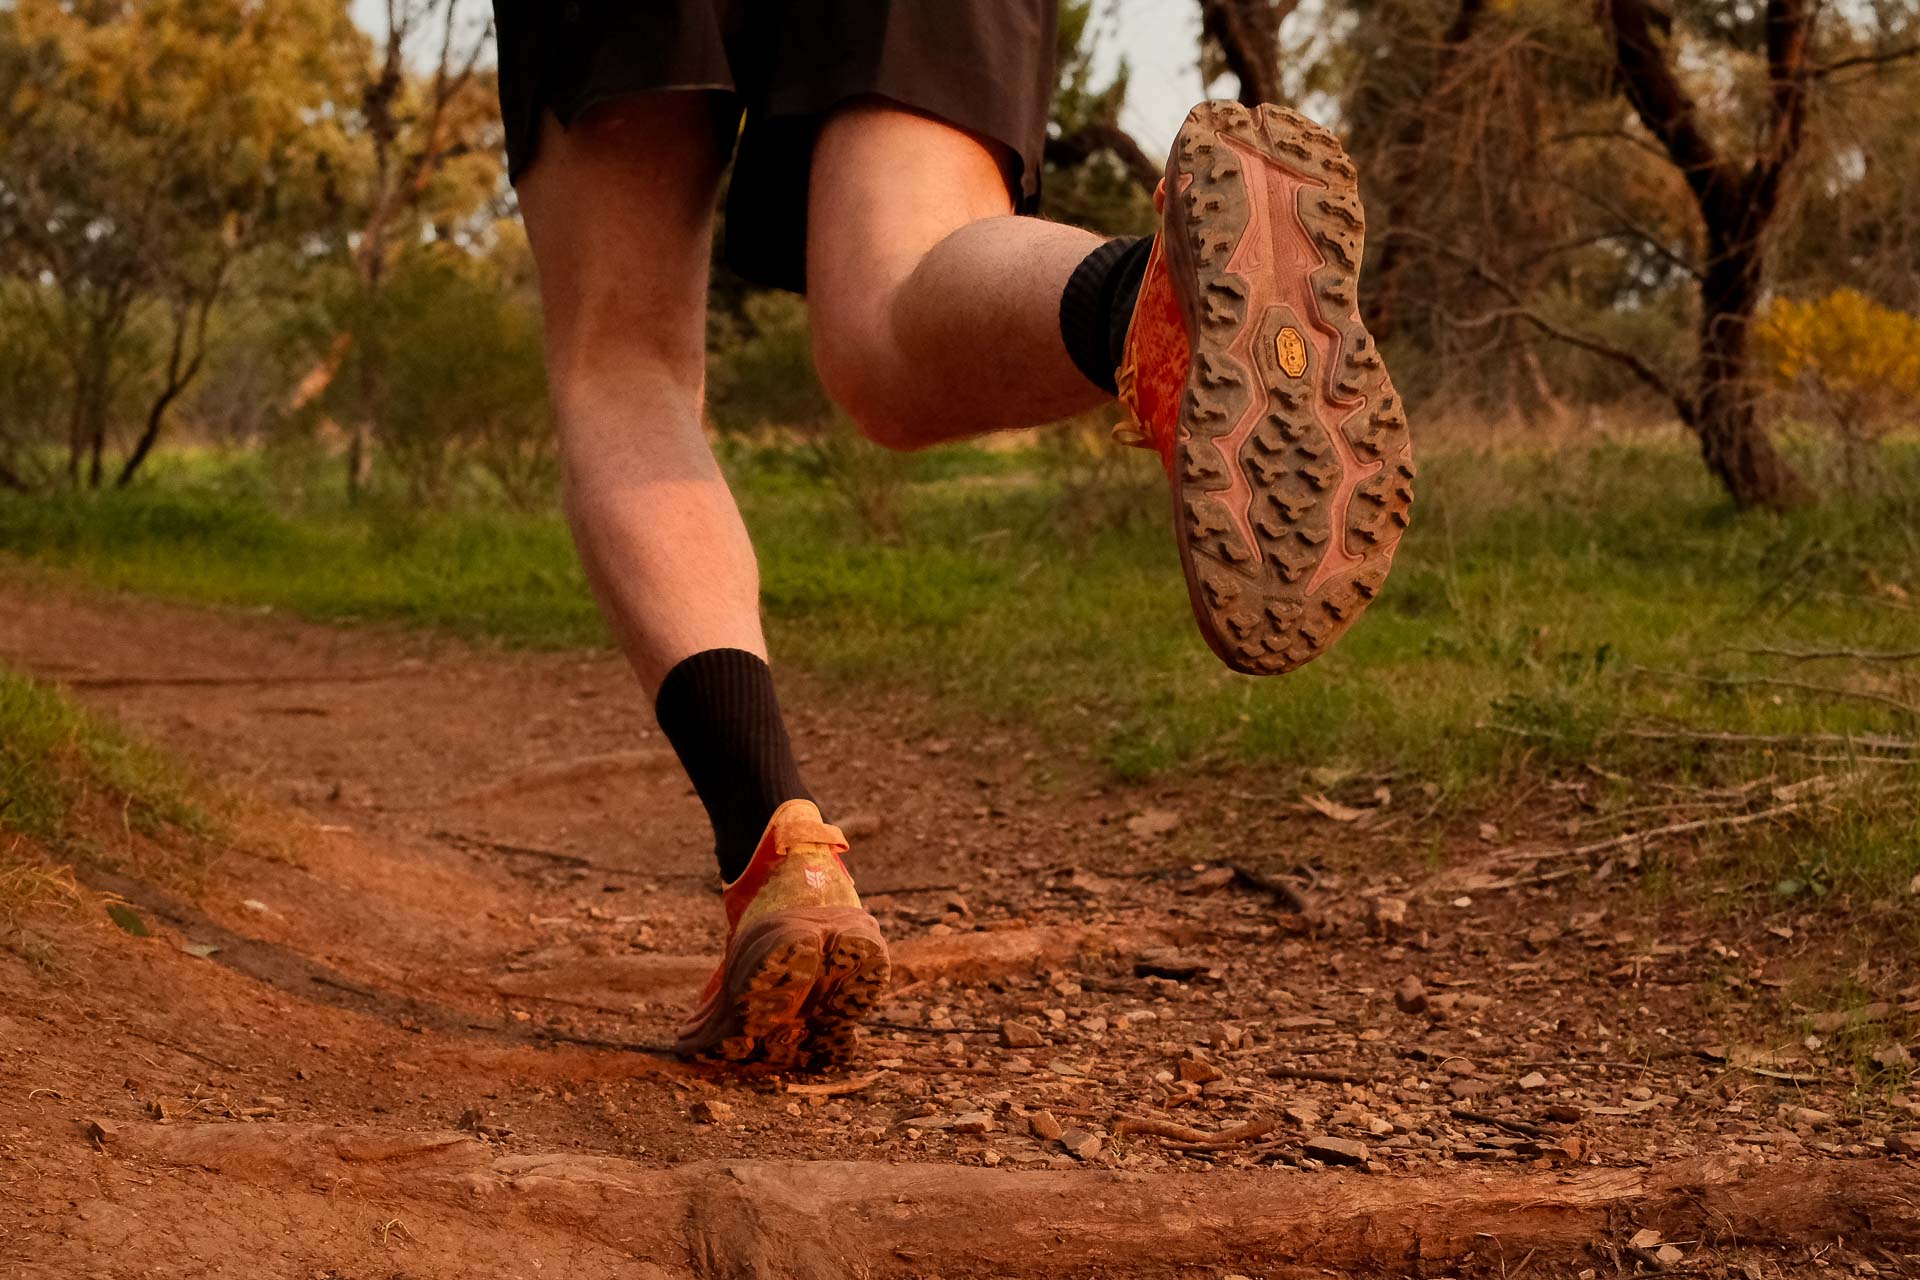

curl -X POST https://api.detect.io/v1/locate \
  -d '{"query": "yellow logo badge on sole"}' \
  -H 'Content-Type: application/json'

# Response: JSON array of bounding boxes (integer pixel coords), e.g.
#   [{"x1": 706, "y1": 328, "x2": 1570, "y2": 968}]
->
[{"x1": 1276, "y1": 327, "x2": 1308, "y2": 378}]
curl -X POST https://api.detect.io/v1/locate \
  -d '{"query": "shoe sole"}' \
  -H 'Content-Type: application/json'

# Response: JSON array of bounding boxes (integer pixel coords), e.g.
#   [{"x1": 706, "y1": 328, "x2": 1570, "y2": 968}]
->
[
  {"x1": 1161, "y1": 102, "x2": 1414, "y2": 675},
  {"x1": 675, "y1": 907, "x2": 890, "y2": 1070}
]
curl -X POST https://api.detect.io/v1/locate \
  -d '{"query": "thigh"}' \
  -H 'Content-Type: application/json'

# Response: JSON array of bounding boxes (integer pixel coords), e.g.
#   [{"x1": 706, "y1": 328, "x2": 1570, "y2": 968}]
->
[{"x1": 516, "y1": 93, "x2": 725, "y2": 382}]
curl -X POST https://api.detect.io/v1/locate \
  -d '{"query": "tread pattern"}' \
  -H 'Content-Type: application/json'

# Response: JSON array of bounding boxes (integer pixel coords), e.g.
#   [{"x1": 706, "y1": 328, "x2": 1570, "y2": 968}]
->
[
  {"x1": 684, "y1": 914, "x2": 891, "y2": 1072},
  {"x1": 801, "y1": 932, "x2": 891, "y2": 1069},
  {"x1": 1162, "y1": 103, "x2": 1415, "y2": 675}
]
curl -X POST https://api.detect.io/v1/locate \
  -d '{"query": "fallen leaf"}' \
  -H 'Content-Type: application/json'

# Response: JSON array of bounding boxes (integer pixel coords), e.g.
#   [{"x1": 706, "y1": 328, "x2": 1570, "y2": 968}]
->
[{"x1": 105, "y1": 903, "x2": 150, "y2": 937}]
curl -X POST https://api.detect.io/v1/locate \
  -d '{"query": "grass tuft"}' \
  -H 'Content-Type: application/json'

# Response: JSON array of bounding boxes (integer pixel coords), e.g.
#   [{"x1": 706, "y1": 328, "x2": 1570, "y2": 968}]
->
[{"x1": 0, "y1": 665, "x2": 213, "y2": 912}]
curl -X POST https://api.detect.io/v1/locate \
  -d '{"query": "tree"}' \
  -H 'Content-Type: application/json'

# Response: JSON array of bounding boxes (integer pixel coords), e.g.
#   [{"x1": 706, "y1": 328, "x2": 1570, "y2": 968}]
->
[
  {"x1": 1292, "y1": 0, "x2": 1919, "y2": 509},
  {"x1": 327, "y1": 0, "x2": 500, "y2": 497},
  {"x1": 1199, "y1": 0, "x2": 1296, "y2": 107},
  {"x1": 1595, "y1": 0, "x2": 1813, "y2": 509},
  {"x1": 0, "y1": 0, "x2": 360, "y2": 489}
]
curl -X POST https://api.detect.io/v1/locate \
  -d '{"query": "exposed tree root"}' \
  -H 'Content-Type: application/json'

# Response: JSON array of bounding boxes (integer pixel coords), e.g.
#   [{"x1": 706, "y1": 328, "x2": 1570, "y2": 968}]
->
[{"x1": 95, "y1": 1121, "x2": 1920, "y2": 1279}]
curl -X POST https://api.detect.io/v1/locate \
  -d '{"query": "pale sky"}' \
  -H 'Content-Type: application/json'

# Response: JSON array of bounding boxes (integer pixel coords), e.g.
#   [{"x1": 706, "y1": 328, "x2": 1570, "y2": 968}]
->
[{"x1": 351, "y1": 0, "x2": 1210, "y2": 156}]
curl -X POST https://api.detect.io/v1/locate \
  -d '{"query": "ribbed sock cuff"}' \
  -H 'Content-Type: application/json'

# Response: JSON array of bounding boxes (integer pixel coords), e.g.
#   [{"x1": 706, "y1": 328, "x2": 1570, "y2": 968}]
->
[
  {"x1": 655, "y1": 648, "x2": 814, "y2": 882},
  {"x1": 1059, "y1": 236, "x2": 1148, "y2": 396}
]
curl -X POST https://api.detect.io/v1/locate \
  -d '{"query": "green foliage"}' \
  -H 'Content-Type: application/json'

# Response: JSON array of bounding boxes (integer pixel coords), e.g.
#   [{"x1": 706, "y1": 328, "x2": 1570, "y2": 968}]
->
[
  {"x1": 0, "y1": 0, "x2": 367, "y2": 487},
  {"x1": 707, "y1": 293, "x2": 835, "y2": 433},
  {"x1": 706, "y1": 293, "x2": 914, "y2": 538},
  {"x1": 317, "y1": 251, "x2": 552, "y2": 508},
  {"x1": 1042, "y1": 0, "x2": 1156, "y2": 236}
]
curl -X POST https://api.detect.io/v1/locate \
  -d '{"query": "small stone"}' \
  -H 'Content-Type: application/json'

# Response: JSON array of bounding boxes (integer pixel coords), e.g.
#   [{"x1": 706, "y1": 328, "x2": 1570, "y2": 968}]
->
[
  {"x1": 1393, "y1": 976, "x2": 1428, "y2": 1015},
  {"x1": 1545, "y1": 1103, "x2": 1584, "y2": 1123},
  {"x1": 1210, "y1": 1022, "x2": 1244, "y2": 1050},
  {"x1": 1368, "y1": 897, "x2": 1409, "y2": 935},
  {"x1": 1126, "y1": 809, "x2": 1182, "y2": 838},
  {"x1": 953, "y1": 1111, "x2": 995, "y2": 1135},
  {"x1": 837, "y1": 812, "x2": 884, "y2": 840},
  {"x1": 1885, "y1": 1132, "x2": 1920, "y2": 1156},
  {"x1": 1784, "y1": 1105, "x2": 1833, "y2": 1129},
  {"x1": 1134, "y1": 951, "x2": 1218, "y2": 982},
  {"x1": 84, "y1": 1119, "x2": 120, "y2": 1148},
  {"x1": 1629, "y1": 1228, "x2": 1664, "y2": 1250},
  {"x1": 1182, "y1": 866, "x2": 1235, "y2": 894},
  {"x1": 1655, "y1": 1245, "x2": 1685, "y2": 1267},
  {"x1": 1000, "y1": 1019, "x2": 1045, "y2": 1049},
  {"x1": 1060, "y1": 1128, "x2": 1102, "y2": 1160},
  {"x1": 1029, "y1": 1110, "x2": 1064, "y2": 1142},
  {"x1": 1178, "y1": 1056, "x2": 1225, "y2": 1085},
  {"x1": 1448, "y1": 1078, "x2": 1493, "y2": 1100},
  {"x1": 981, "y1": 1150, "x2": 1002, "y2": 1167},
  {"x1": 1872, "y1": 1043, "x2": 1913, "y2": 1071},
  {"x1": 1283, "y1": 1104, "x2": 1321, "y2": 1128},
  {"x1": 1518, "y1": 1072, "x2": 1548, "y2": 1090},
  {"x1": 689, "y1": 1099, "x2": 734, "y2": 1125},
  {"x1": 1304, "y1": 1135, "x2": 1369, "y2": 1166}
]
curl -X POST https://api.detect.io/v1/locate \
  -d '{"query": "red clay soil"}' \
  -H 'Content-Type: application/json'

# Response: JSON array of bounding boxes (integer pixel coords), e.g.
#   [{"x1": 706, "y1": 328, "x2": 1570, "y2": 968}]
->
[{"x1": 1, "y1": 585, "x2": 1916, "y2": 1279}]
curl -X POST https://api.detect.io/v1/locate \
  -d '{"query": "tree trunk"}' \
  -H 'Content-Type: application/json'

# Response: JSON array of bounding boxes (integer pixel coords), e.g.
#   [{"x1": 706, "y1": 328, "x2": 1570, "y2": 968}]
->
[
  {"x1": 65, "y1": 389, "x2": 87, "y2": 487},
  {"x1": 1691, "y1": 230, "x2": 1808, "y2": 511},
  {"x1": 1363, "y1": 0, "x2": 1486, "y2": 344},
  {"x1": 84, "y1": 362, "x2": 111, "y2": 491},
  {"x1": 1602, "y1": 0, "x2": 1814, "y2": 511}
]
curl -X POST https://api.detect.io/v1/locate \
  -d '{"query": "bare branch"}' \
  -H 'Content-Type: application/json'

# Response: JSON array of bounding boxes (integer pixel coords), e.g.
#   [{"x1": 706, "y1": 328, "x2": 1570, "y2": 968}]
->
[
  {"x1": 1045, "y1": 119, "x2": 1162, "y2": 193},
  {"x1": 1631, "y1": 664, "x2": 1920, "y2": 719},
  {"x1": 1384, "y1": 227, "x2": 1690, "y2": 416},
  {"x1": 1730, "y1": 645, "x2": 1920, "y2": 663},
  {"x1": 1808, "y1": 42, "x2": 1920, "y2": 78}
]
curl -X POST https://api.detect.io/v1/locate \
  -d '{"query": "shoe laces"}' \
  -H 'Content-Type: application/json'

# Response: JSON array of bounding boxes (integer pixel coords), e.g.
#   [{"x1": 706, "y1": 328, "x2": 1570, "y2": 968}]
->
[{"x1": 1110, "y1": 359, "x2": 1171, "y2": 461}]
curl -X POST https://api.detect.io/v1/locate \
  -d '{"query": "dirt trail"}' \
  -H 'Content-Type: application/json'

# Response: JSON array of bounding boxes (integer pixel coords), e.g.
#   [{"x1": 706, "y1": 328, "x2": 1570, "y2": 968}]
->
[{"x1": 2, "y1": 586, "x2": 1916, "y2": 1279}]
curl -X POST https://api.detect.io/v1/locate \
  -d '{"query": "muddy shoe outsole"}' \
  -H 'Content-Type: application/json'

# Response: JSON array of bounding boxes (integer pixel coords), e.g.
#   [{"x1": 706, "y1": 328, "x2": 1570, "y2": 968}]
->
[
  {"x1": 801, "y1": 929, "x2": 891, "y2": 1068},
  {"x1": 678, "y1": 907, "x2": 889, "y2": 1070},
  {"x1": 1161, "y1": 102, "x2": 1413, "y2": 675}
]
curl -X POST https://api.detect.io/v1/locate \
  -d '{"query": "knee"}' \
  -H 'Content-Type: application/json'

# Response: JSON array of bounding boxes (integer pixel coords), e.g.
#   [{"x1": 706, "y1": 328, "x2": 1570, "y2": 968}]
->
[
  {"x1": 546, "y1": 289, "x2": 705, "y2": 417},
  {"x1": 809, "y1": 310, "x2": 927, "y2": 453}
]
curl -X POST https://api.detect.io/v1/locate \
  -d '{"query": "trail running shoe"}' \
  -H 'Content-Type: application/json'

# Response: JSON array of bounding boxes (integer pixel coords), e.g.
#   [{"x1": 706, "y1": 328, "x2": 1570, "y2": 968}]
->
[
  {"x1": 1115, "y1": 100, "x2": 1414, "y2": 676},
  {"x1": 675, "y1": 800, "x2": 890, "y2": 1068}
]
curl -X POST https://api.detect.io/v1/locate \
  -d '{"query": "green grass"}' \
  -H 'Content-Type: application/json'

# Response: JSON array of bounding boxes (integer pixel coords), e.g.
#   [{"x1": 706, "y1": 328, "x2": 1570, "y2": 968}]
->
[
  {"x1": 1, "y1": 439, "x2": 1916, "y2": 900},
  {"x1": 0, "y1": 664, "x2": 212, "y2": 913}
]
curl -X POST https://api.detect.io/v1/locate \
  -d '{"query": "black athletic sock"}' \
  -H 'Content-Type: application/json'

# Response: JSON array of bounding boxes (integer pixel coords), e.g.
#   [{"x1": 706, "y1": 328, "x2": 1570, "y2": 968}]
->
[
  {"x1": 655, "y1": 648, "x2": 815, "y2": 883},
  {"x1": 1058, "y1": 235, "x2": 1154, "y2": 396}
]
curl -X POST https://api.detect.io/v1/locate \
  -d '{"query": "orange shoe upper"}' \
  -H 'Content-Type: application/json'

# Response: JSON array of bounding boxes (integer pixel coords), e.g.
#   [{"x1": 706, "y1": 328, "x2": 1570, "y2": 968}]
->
[
  {"x1": 1114, "y1": 184, "x2": 1192, "y2": 469},
  {"x1": 719, "y1": 799, "x2": 860, "y2": 936}
]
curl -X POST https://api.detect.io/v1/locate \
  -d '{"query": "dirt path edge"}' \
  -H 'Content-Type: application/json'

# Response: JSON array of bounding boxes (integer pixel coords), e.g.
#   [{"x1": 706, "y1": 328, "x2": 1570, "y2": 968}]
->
[{"x1": 92, "y1": 1121, "x2": 1920, "y2": 1278}]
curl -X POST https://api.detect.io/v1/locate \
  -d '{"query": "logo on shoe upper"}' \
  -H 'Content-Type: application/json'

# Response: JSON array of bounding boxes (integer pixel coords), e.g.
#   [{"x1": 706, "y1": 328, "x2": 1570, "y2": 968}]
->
[{"x1": 804, "y1": 867, "x2": 827, "y2": 889}]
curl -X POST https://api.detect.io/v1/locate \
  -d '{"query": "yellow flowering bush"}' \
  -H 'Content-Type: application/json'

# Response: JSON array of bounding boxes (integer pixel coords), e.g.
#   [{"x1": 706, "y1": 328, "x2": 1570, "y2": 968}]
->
[{"x1": 1755, "y1": 289, "x2": 1920, "y2": 440}]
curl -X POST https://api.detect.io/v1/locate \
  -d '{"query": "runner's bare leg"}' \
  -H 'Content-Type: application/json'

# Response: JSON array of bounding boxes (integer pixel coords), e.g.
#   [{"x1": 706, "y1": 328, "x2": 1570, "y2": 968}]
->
[
  {"x1": 516, "y1": 94, "x2": 765, "y2": 692},
  {"x1": 806, "y1": 100, "x2": 1118, "y2": 450}
]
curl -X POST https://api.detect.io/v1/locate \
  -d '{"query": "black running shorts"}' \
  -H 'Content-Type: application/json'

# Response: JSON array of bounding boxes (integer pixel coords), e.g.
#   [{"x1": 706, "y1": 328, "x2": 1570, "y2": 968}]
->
[{"x1": 493, "y1": 1, "x2": 1057, "y2": 292}]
